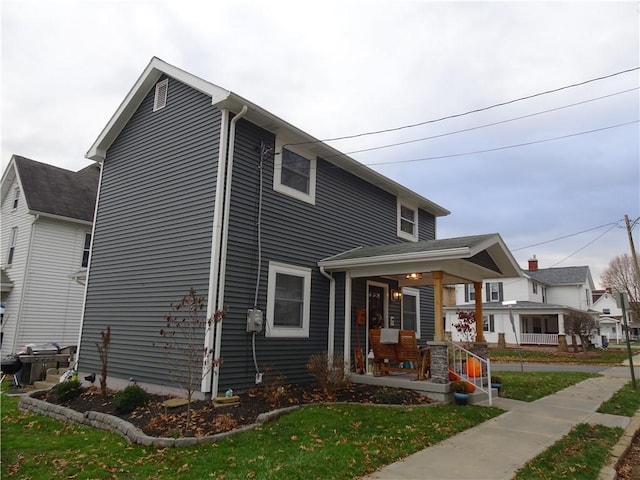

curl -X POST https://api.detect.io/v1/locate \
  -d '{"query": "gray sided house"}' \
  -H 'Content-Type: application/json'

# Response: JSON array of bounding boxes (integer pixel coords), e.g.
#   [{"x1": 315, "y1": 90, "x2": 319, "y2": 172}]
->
[{"x1": 79, "y1": 58, "x2": 520, "y2": 398}]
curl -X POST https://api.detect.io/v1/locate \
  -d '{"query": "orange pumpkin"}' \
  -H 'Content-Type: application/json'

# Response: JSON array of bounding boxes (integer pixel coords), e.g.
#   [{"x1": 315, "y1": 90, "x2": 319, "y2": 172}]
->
[{"x1": 466, "y1": 358, "x2": 482, "y2": 378}]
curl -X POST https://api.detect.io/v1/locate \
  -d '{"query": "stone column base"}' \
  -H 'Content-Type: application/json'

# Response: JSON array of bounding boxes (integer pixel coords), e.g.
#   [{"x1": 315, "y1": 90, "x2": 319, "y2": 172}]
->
[
  {"x1": 427, "y1": 341, "x2": 449, "y2": 384},
  {"x1": 558, "y1": 334, "x2": 568, "y2": 352},
  {"x1": 497, "y1": 332, "x2": 506, "y2": 349}
]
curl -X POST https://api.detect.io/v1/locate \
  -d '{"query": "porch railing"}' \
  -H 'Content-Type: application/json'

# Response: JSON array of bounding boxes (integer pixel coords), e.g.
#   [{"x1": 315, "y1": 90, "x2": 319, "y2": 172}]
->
[
  {"x1": 520, "y1": 333, "x2": 558, "y2": 345},
  {"x1": 448, "y1": 342, "x2": 492, "y2": 406}
]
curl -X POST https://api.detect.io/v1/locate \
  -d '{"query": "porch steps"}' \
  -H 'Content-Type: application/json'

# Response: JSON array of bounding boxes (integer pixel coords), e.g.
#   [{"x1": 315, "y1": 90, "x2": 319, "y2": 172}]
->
[
  {"x1": 467, "y1": 386, "x2": 500, "y2": 406},
  {"x1": 33, "y1": 368, "x2": 70, "y2": 390}
]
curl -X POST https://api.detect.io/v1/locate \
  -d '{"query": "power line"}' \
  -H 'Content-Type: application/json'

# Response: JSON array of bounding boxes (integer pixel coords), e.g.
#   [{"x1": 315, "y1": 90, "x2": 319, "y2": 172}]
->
[
  {"x1": 362, "y1": 120, "x2": 638, "y2": 166},
  {"x1": 286, "y1": 66, "x2": 640, "y2": 147},
  {"x1": 512, "y1": 221, "x2": 623, "y2": 251},
  {"x1": 342, "y1": 88, "x2": 639, "y2": 157},
  {"x1": 550, "y1": 223, "x2": 620, "y2": 267}
]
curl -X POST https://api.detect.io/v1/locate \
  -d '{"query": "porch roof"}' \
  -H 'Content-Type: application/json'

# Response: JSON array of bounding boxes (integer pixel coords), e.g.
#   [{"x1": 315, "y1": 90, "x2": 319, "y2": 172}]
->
[{"x1": 318, "y1": 233, "x2": 522, "y2": 286}]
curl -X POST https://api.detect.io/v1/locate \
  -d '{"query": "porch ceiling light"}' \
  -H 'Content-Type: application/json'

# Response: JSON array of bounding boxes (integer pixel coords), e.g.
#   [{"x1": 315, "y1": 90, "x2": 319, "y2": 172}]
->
[{"x1": 406, "y1": 272, "x2": 423, "y2": 280}]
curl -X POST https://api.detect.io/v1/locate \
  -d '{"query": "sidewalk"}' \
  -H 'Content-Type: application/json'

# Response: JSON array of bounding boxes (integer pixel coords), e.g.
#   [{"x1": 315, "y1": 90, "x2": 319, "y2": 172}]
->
[{"x1": 364, "y1": 361, "x2": 640, "y2": 480}]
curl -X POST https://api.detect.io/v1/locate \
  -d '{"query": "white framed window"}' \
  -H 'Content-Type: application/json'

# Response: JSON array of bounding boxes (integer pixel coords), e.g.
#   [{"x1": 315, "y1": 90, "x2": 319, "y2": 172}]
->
[
  {"x1": 266, "y1": 262, "x2": 311, "y2": 338},
  {"x1": 12, "y1": 187, "x2": 19, "y2": 210},
  {"x1": 603, "y1": 308, "x2": 611, "y2": 315},
  {"x1": 397, "y1": 200, "x2": 418, "y2": 241},
  {"x1": 486, "y1": 282, "x2": 503, "y2": 302},
  {"x1": 532, "y1": 281, "x2": 538, "y2": 294},
  {"x1": 401, "y1": 287, "x2": 421, "y2": 338},
  {"x1": 483, "y1": 314, "x2": 495, "y2": 332},
  {"x1": 7, "y1": 228, "x2": 17, "y2": 265},
  {"x1": 465, "y1": 283, "x2": 476, "y2": 302},
  {"x1": 153, "y1": 79, "x2": 169, "y2": 111},
  {"x1": 273, "y1": 140, "x2": 316, "y2": 205},
  {"x1": 81, "y1": 233, "x2": 92, "y2": 268}
]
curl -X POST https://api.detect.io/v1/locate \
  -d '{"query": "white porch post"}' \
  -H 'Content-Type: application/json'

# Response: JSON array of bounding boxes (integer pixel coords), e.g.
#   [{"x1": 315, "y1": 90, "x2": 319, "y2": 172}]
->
[
  {"x1": 558, "y1": 313, "x2": 565, "y2": 334},
  {"x1": 343, "y1": 271, "x2": 352, "y2": 372}
]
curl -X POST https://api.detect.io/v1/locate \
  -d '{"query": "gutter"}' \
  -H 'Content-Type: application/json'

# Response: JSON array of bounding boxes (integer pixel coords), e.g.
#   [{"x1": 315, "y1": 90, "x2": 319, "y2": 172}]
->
[
  {"x1": 210, "y1": 105, "x2": 248, "y2": 398},
  {"x1": 319, "y1": 267, "x2": 335, "y2": 357},
  {"x1": 201, "y1": 109, "x2": 230, "y2": 392}
]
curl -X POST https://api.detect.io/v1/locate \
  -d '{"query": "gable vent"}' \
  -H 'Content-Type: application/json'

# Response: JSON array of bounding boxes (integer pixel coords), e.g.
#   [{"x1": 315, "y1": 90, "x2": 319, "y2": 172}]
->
[{"x1": 153, "y1": 79, "x2": 168, "y2": 111}]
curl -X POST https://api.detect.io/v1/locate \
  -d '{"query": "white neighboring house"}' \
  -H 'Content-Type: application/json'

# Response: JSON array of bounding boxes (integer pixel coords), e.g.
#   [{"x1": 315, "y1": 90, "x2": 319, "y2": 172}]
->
[
  {"x1": 445, "y1": 256, "x2": 601, "y2": 348},
  {"x1": 1, "y1": 155, "x2": 99, "y2": 355},
  {"x1": 592, "y1": 289, "x2": 623, "y2": 345}
]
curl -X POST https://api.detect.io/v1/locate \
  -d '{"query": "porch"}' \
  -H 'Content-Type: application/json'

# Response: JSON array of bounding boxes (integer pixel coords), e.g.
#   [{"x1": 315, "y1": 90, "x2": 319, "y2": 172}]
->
[{"x1": 318, "y1": 233, "x2": 522, "y2": 397}]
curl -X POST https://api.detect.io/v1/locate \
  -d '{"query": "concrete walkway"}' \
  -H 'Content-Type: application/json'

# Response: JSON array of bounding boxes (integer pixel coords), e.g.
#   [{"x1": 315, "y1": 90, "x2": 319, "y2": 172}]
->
[{"x1": 365, "y1": 362, "x2": 640, "y2": 480}]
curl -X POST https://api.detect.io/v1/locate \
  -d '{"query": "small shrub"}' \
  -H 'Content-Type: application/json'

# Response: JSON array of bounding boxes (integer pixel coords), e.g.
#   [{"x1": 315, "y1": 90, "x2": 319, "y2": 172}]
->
[
  {"x1": 113, "y1": 384, "x2": 149, "y2": 414},
  {"x1": 306, "y1": 352, "x2": 350, "y2": 399},
  {"x1": 373, "y1": 387, "x2": 412, "y2": 404},
  {"x1": 451, "y1": 381, "x2": 468, "y2": 394},
  {"x1": 50, "y1": 380, "x2": 84, "y2": 403}
]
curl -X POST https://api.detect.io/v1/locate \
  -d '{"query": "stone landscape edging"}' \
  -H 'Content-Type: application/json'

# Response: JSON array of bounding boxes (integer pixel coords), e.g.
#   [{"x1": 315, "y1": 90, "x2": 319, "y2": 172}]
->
[
  {"x1": 597, "y1": 409, "x2": 640, "y2": 480},
  {"x1": 18, "y1": 391, "x2": 302, "y2": 448}
]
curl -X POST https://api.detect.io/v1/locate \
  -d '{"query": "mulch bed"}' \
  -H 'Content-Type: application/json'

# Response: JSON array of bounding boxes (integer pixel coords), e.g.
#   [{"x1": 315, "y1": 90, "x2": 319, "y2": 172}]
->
[{"x1": 36, "y1": 382, "x2": 434, "y2": 438}]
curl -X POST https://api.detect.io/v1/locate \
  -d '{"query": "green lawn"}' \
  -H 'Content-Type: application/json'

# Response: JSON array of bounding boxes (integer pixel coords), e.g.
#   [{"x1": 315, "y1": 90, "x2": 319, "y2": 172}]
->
[
  {"x1": 496, "y1": 371, "x2": 599, "y2": 402},
  {"x1": 490, "y1": 347, "x2": 629, "y2": 365},
  {"x1": 1, "y1": 394, "x2": 502, "y2": 480}
]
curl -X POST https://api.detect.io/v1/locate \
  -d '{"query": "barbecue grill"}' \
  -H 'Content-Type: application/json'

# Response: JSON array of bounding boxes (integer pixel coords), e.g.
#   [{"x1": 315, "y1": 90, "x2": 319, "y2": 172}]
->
[
  {"x1": 1, "y1": 354, "x2": 23, "y2": 387},
  {"x1": 17, "y1": 343, "x2": 71, "y2": 384}
]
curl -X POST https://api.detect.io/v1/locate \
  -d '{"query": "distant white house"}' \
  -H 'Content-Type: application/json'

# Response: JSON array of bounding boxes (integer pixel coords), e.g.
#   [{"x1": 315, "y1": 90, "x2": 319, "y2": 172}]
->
[
  {"x1": 591, "y1": 289, "x2": 623, "y2": 345},
  {"x1": 0, "y1": 155, "x2": 99, "y2": 355},
  {"x1": 445, "y1": 255, "x2": 602, "y2": 349}
]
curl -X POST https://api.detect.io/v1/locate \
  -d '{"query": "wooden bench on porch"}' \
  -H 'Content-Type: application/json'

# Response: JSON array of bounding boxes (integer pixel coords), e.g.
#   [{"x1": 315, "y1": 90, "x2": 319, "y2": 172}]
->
[{"x1": 369, "y1": 329, "x2": 430, "y2": 380}]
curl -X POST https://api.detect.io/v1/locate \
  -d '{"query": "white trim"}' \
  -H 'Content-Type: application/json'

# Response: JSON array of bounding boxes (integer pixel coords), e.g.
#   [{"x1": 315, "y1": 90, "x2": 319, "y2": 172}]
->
[
  {"x1": 401, "y1": 287, "x2": 421, "y2": 338},
  {"x1": 266, "y1": 262, "x2": 311, "y2": 338},
  {"x1": 273, "y1": 138, "x2": 316, "y2": 205},
  {"x1": 202, "y1": 108, "x2": 229, "y2": 393},
  {"x1": 319, "y1": 247, "x2": 471, "y2": 269},
  {"x1": 343, "y1": 271, "x2": 352, "y2": 371},
  {"x1": 75, "y1": 163, "x2": 103, "y2": 367},
  {"x1": 397, "y1": 199, "x2": 419, "y2": 242}
]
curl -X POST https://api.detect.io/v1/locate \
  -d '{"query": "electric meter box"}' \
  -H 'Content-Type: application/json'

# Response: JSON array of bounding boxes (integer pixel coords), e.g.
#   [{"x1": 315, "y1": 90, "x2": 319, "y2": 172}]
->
[{"x1": 246, "y1": 309, "x2": 263, "y2": 333}]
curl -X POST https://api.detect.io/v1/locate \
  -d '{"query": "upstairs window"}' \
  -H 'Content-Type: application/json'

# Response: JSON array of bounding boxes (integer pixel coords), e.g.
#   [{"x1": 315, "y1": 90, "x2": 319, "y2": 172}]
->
[
  {"x1": 397, "y1": 200, "x2": 418, "y2": 241},
  {"x1": 266, "y1": 262, "x2": 311, "y2": 338},
  {"x1": 532, "y1": 281, "x2": 538, "y2": 294},
  {"x1": 464, "y1": 283, "x2": 476, "y2": 302},
  {"x1": 153, "y1": 79, "x2": 169, "y2": 111},
  {"x1": 486, "y1": 282, "x2": 503, "y2": 302},
  {"x1": 12, "y1": 187, "x2": 19, "y2": 210},
  {"x1": 82, "y1": 233, "x2": 91, "y2": 268},
  {"x1": 7, "y1": 228, "x2": 17, "y2": 265},
  {"x1": 603, "y1": 308, "x2": 611, "y2": 315},
  {"x1": 273, "y1": 144, "x2": 316, "y2": 204}
]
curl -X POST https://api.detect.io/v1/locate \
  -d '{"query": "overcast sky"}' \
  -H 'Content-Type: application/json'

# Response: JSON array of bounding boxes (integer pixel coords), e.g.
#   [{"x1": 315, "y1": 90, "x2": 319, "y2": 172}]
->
[{"x1": 2, "y1": 0, "x2": 638, "y2": 289}]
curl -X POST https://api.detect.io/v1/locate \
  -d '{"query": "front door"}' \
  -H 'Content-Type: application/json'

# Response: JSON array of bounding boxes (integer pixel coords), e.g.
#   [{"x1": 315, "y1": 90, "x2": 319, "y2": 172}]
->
[{"x1": 367, "y1": 282, "x2": 388, "y2": 330}]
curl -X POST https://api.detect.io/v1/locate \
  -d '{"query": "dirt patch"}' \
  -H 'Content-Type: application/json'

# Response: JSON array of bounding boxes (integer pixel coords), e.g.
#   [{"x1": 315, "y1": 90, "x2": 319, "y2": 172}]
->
[
  {"x1": 36, "y1": 383, "x2": 434, "y2": 438},
  {"x1": 617, "y1": 433, "x2": 640, "y2": 479}
]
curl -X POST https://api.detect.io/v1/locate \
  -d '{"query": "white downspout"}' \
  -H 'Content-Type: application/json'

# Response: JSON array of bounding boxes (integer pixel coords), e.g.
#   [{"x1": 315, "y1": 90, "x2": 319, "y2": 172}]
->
[
  {"x1": 343, "y1": 271, "x2": 352, "y2": 374},
  {"x1": 211, "y1": 105, "x2": 248, "y2": 398},
  {"x1": 75, "y1": 161, "x2": 104, "y2": 368},
  {"x1": 201, "y1": 108, "x2": 230, "y2": 392},
  {"x1": 319, "y1": 267, "x2": 335, "y2": 358}
]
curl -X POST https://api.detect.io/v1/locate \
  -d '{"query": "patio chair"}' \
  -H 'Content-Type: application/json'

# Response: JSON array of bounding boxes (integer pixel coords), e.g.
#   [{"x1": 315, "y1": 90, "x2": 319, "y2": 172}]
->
[{"x1": 369, "y1": 329, "x2": 429, "y2": 380}]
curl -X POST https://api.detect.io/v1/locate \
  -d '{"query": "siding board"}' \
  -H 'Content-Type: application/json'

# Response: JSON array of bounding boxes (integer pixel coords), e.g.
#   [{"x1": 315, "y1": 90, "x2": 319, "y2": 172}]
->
[{"x1": 80, "y1": 77, "x2": 221, "y2": 388}]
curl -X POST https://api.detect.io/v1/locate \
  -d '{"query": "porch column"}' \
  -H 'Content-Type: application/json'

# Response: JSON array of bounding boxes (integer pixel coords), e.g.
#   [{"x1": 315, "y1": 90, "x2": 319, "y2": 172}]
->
[
  {"x1": 474, "y1": 281, "x2": 484, "y2": 342},
  {"x1": 433, "y1": 271, "x2": 444, "y2": 341}
]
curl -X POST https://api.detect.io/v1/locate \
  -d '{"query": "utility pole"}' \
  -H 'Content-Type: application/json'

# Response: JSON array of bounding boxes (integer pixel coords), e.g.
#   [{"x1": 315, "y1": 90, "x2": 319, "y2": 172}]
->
[
  {"x1": 625, "y1": 215, "x2": 640, "y2": 286},
  {"x1": 623, "y1": 215, "x2": 639, "y2": 389}
]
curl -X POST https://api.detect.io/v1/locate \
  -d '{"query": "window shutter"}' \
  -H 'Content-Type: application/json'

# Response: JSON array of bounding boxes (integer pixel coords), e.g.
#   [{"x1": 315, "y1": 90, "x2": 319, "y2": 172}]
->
[
  {"x1": 464, "y1": 284, "x2": 469, "y2": 302},
  {"x1": 498, "y1": 282, "x2": 504, "y2": 302},
  {"x1": 485, "y1": 283, "x2": 490, "y2": 302}
]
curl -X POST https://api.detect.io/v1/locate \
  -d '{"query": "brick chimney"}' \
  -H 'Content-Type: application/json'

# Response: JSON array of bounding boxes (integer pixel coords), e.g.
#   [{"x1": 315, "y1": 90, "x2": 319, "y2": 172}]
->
[{"x1": 528, "y1": 255, "x2": 538, "y2": 271}]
